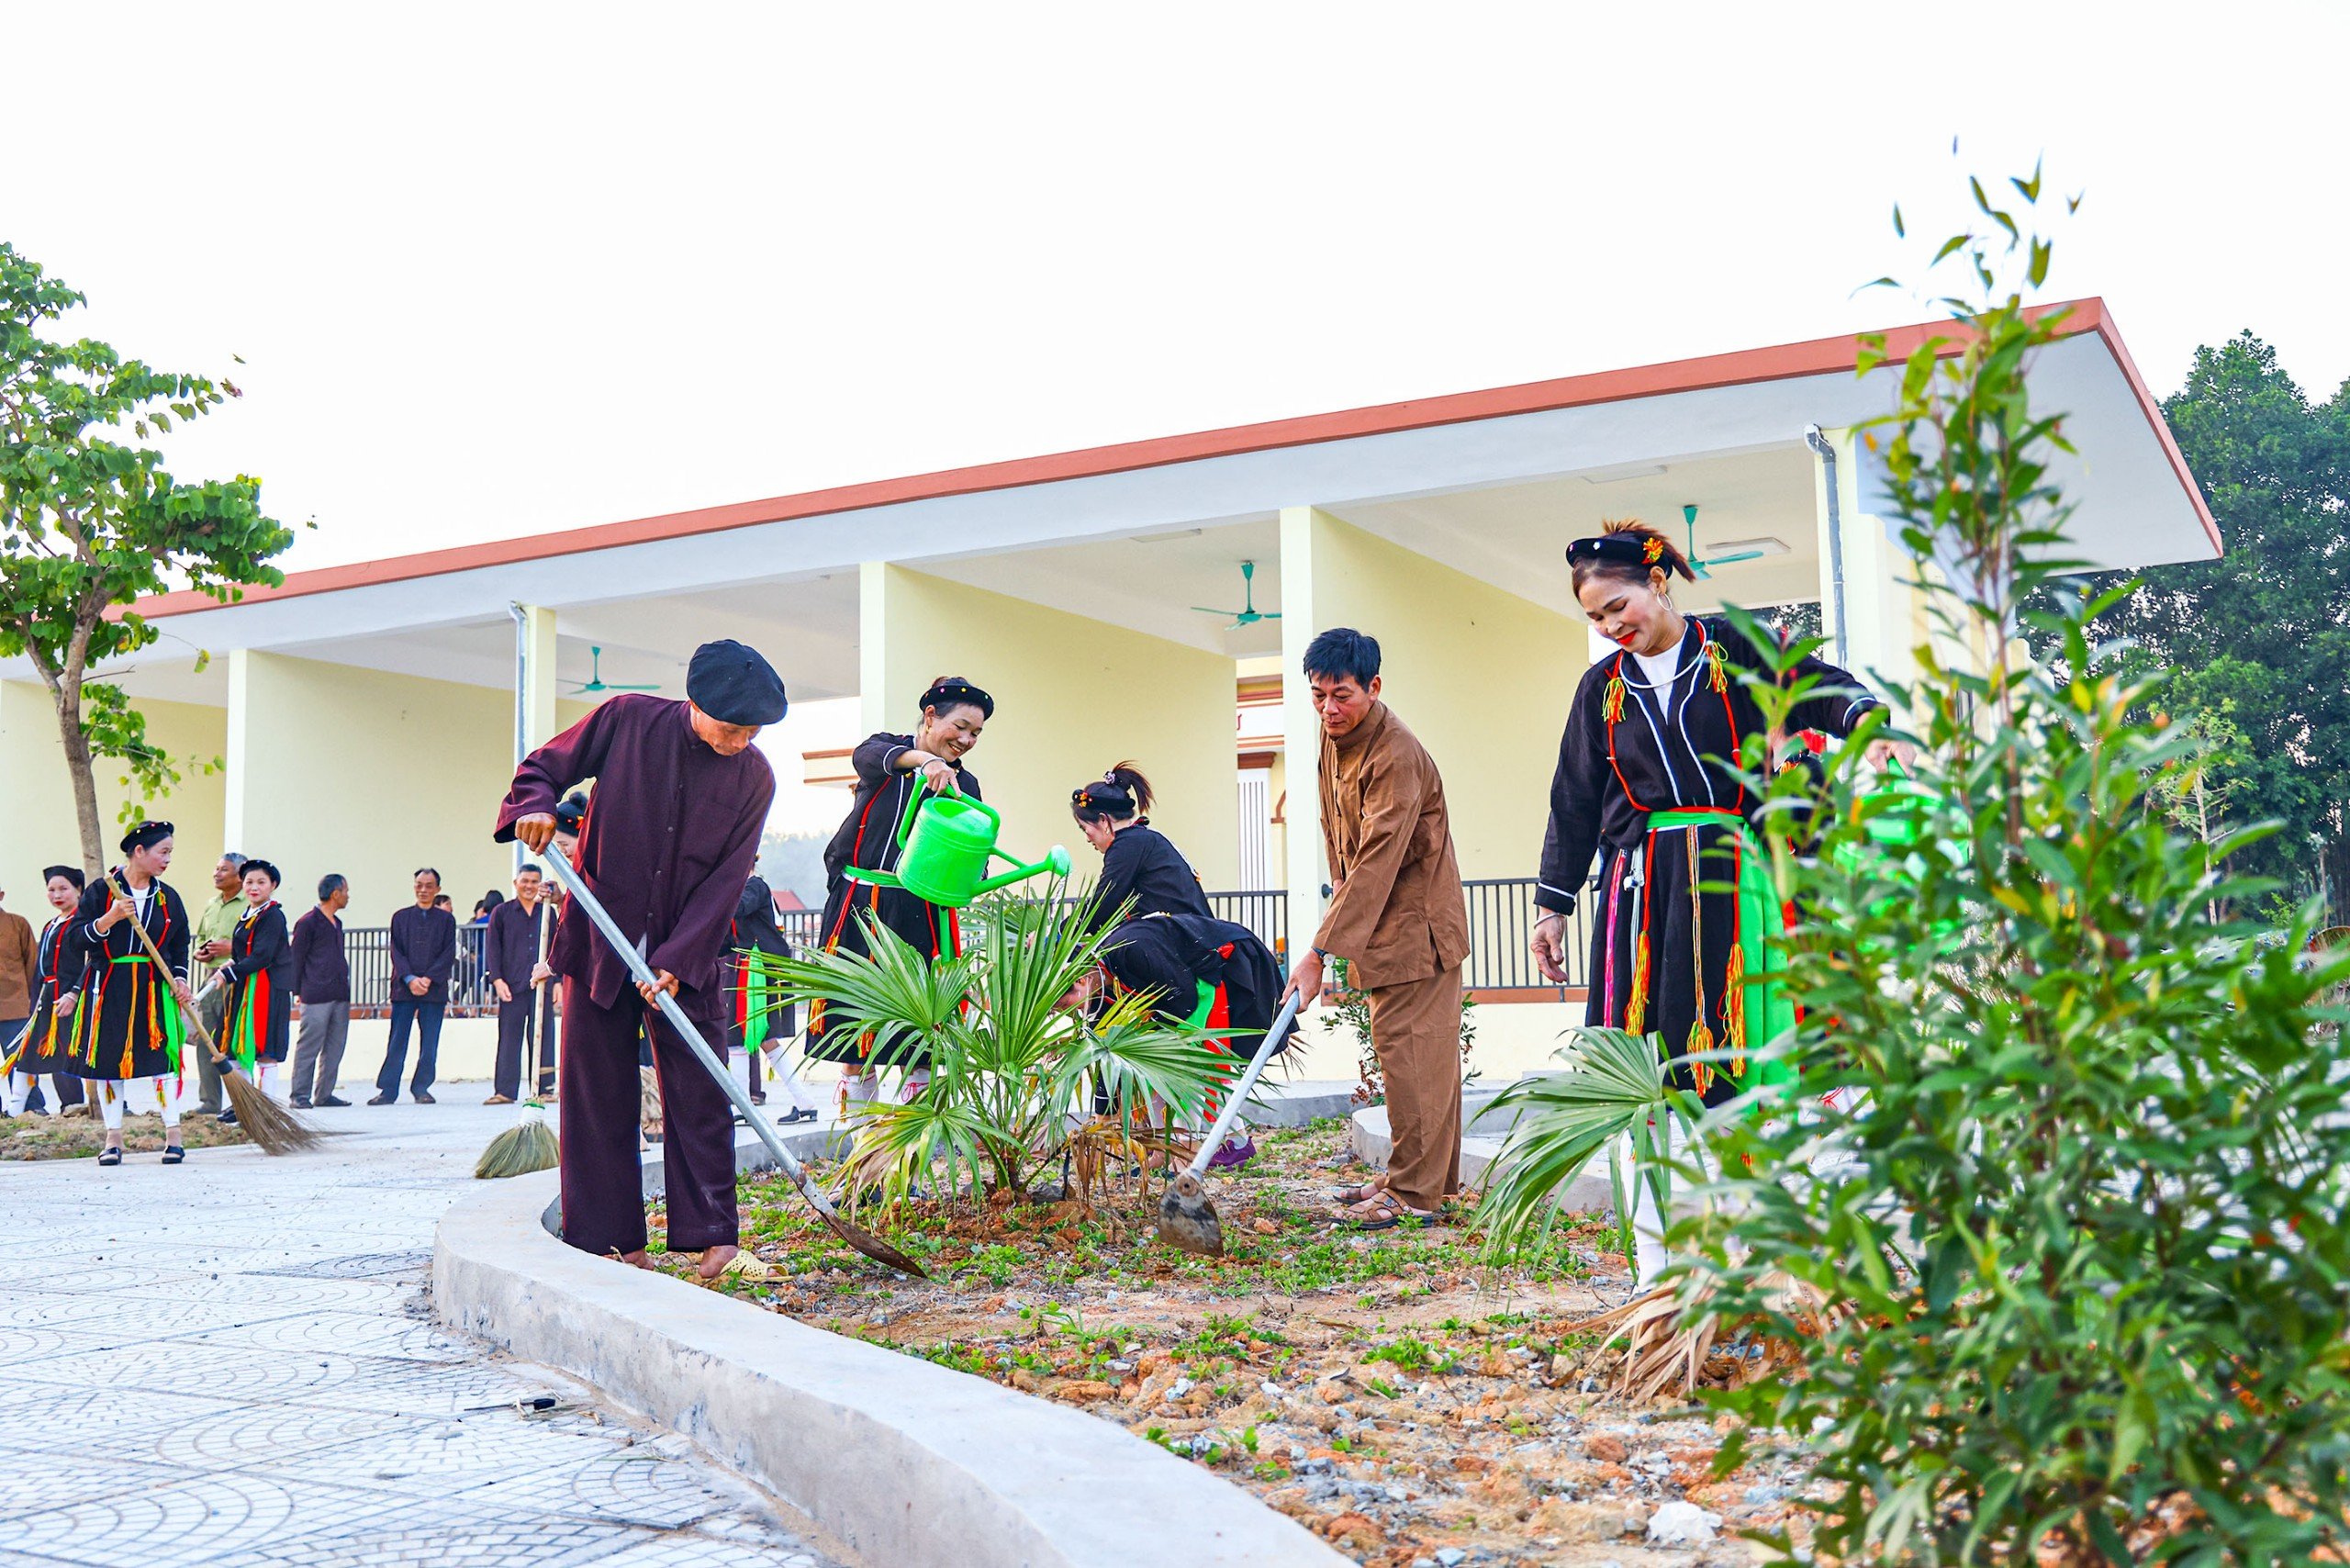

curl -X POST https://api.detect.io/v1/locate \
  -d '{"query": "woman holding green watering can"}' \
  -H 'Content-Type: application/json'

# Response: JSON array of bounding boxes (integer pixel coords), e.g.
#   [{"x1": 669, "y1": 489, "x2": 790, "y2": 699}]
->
[
  {"x1": 1530, "y1": 519, "x2": 1908, "y2": 1108},
  {"x1": 807, "y1": 677, "x2": 992, "y2": 1106}
]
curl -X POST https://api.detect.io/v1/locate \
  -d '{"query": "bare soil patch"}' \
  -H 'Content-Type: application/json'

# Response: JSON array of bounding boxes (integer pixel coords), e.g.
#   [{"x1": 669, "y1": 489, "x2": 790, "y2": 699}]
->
[
  {"x1": 649, "y1": 1119, "x2": 1811, "y2": 1565},
  {"x1": 2, "y1": 1108, "x2": 252, "y2": 1161}
]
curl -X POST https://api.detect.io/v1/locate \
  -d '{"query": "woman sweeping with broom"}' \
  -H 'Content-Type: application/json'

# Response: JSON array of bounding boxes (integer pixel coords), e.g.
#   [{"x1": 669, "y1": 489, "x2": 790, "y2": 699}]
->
[
  {"x1": 1529, "y1": 519, "x2": 1904, "y2": 1280},
  {"x1": 806, "y1": 677, "x2": 991, "y2": 1112},
  {"x1": 65, "y1": 821, "x2": 197, "y2": 1166}
]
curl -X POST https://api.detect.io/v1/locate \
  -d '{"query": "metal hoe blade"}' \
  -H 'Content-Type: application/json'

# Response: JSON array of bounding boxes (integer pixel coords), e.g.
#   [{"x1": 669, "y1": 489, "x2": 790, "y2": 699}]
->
[
  {"x1": 1153, "y1": 993, "x2": 1303, "y2": 1258},
  {"x1": 534, "y1": 846, "x2": 926, "y2": 1277}
]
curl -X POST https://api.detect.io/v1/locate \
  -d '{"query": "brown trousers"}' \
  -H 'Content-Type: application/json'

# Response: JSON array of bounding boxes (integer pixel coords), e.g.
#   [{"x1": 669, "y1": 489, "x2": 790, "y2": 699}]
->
[{"x1": 1370, "y1": 965, "x2": 1464, "y2": 1213}]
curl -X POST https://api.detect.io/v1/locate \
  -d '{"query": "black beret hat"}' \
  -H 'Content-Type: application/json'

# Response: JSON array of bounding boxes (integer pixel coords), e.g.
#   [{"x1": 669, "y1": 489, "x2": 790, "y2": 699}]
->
[{"x1": 687, "y1": 640, "x2": 788, "y2": 726}]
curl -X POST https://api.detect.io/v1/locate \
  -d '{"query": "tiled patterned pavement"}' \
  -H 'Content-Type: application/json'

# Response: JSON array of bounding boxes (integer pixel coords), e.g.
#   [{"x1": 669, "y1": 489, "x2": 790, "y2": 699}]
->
[{"x1": 0, "y1": 1098, "x2": 852, "y2": 1567}]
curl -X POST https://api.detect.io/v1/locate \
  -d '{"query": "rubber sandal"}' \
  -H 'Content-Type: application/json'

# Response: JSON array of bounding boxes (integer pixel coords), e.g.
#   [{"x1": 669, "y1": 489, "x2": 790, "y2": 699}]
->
[
  {"x1": 779, "y1": 1107, "x2": 817, "y2": 1125},
  {"x1": 96, "y1": 1147, "x2": 123, "y2": 1167},
  {"x1": 1345, "y1": 1191, "x2": 1435, "y2": 1231},
  {"x1": 1326, "y1": 1179, "x2": 1387, "y2": 1205},
  {"x1": 161, "y1": 1146, "x2": 185, "y2": 1165},
  {"x1": 718, "y1": 1252, "x2": 778, "y2": 1282}
]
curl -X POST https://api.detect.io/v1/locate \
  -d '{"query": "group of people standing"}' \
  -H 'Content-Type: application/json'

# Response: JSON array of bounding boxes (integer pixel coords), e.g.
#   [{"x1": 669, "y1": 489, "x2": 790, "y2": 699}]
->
[
  {"x1": 9, "y1": 515, "x2": 1898, "y2": 1261},
  {"x1": 0, "y1": 831, "x2": 335, "y2": 1164}
]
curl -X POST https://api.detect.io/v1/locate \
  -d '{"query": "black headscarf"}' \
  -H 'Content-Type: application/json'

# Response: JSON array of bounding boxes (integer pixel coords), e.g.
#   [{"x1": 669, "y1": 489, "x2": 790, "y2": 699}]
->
[{"x1": 120, "y1": 820, "x2": 174, "y2": 855}]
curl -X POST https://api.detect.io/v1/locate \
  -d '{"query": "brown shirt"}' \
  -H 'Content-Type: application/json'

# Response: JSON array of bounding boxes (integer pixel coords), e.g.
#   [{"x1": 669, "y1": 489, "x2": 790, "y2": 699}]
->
[
  {"x1": 1314, "y1": 702, "x2": 1471, "y2": 990},
  {"x1": 0, "y1": 908, "x2": 34, "y2": 1020}
]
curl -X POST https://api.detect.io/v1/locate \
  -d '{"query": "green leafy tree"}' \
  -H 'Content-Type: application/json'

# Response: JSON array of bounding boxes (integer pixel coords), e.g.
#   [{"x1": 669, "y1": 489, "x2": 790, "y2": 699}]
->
[
  {"x1": 2065, "y1": 332, "x2": 2350, "y2": 916},
  {"x1": 1483, "y1": 168, "x2": 2350, "y2": 1562},
  {"x1": 1676, "y1": 173, "x2": 2350, "y2": 1563},
  {"x1": 0, "y1": 242, "x2": 296, "y2": 872}
]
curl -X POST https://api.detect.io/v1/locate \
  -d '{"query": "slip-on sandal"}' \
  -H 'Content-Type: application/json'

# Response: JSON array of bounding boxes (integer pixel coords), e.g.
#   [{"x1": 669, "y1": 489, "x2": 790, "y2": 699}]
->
[
  {"x1": 161, "y1": 1146, "x2": 185, "y2": 1165},
  {"x1": 96, "y1": 1147, "x2": 123, "y2": 1167},
  {"x1": 1326, "y1": 1178, "x2": 1389, "y2": 1206},
  {"x1": 1345, "y1": 1191, "x2": 1436, "y2": 1231}
]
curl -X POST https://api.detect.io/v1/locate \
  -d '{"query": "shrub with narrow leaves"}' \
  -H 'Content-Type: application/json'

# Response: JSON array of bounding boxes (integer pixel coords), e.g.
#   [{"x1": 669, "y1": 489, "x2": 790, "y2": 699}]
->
[{"x1": 1683, "y1": 169, "x2": 2350, "y2": 1564}]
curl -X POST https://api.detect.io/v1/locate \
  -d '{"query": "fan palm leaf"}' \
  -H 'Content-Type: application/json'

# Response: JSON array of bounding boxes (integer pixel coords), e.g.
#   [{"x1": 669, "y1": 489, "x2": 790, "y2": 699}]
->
[{"x1": 1477, "y1": 1026, "x2": 1707, "y2": 1262}]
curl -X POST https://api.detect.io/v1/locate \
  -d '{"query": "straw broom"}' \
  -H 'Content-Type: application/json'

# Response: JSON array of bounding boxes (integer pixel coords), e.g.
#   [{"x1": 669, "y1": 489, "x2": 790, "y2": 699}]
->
[
  {"x1": 476, "y1": 900, "x2": 561, "y2": 1179},
  {"x1": 111, "y1": 873, "x2": 319, "y2": 1156}
]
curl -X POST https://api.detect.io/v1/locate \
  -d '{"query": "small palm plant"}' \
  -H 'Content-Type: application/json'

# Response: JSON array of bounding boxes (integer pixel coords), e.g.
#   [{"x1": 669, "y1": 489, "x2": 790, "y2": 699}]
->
[
  {"x1": 1474, "y1": 1025, "x2": 1713, "y2": 1272},
  {"x1": 744, "y1": 886, "x2": 1233, "y2": 1211}
]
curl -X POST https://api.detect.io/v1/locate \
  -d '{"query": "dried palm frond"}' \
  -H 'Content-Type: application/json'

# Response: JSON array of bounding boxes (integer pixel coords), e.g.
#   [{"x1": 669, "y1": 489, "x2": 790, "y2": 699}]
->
[{"x1": 1571, "y1": 1270, "x2": 1831, "y2": 1403}]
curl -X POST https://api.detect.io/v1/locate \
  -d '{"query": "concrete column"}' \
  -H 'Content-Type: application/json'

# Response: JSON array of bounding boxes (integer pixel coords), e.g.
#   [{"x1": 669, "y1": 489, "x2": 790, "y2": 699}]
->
[
  {"x1": 1812, "y1": 426, "x2": 1921, "y2": 706},
  {"x1": 1278, "y1": 504, "x2": 1579, "y2": 895},
  {"x1": 519, "y1": 604, "x2": 561, "y2": 755},
  {"x1": 858, "y1": 562, "x2": 1240, "y2": 892},
  {"x1": 1277, "y1": 508, "x2": 1326, "y2": 950},
  {"x1": 223, "y1": 648, "x2": 258, "y2": 855}
]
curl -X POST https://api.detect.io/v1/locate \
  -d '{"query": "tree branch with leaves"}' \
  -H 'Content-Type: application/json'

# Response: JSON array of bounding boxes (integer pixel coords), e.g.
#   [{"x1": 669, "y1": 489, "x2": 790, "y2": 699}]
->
[{"x1": 0, "y1": 241, "x2": 297, "y2": 872}]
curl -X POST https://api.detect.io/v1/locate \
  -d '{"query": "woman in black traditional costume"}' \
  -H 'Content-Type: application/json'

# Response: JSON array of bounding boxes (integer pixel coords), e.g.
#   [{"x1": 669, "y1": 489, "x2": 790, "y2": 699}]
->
[
  {"x1": 1531, "y1": 520, "x2": 1907, "y2": 1285},
  {"x1": 218, "y1": 859, "x2": 295, "y2": 1105},
  {"x1": 807, "y1": 677, "x2": 990, "y2": 1107},
  {"x1": 3, "y1": 866, "x2": 88, "y2": 1117},
  {"x1": 1529, "y1": 519, "x2": 1902, "y2": 1107},
  {"x1": 66, "y1": 821, "x2": 196, "y2": 1166},
  {"x1": 1070, "y1": 763, "x2": 1212, "y2": 929},
  {"x1": 723, "y1": 874, "x2": 817, "y2": 1122}
]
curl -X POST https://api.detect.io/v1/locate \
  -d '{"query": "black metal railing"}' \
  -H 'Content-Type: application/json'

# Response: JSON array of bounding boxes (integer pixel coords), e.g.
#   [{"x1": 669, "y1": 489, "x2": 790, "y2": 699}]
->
[
  {"x1": 1206, "y1": 889, "x2": 1288, "y2": 961},
  {"x1": 346, "y1": 881, "x2": 1579, "y2": 1003},
  {"x1": 1461, "y1": 878, "x2": 1588, "y2": 993},
  {"x1": 341, "y1": 924, "x2": 505, "y2": 1015}
]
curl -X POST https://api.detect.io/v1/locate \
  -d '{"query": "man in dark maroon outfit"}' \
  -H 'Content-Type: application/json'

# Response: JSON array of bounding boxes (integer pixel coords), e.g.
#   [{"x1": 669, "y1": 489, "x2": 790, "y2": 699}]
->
[{"x1": 495, "y1": 641, "x2": 784, "y2": 1278}]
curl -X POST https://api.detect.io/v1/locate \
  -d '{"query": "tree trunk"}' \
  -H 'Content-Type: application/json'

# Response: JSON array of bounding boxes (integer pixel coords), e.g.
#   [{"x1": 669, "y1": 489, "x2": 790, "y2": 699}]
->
[{"x1": 49, "y1": 681, "x2": 106, "y2": 878}]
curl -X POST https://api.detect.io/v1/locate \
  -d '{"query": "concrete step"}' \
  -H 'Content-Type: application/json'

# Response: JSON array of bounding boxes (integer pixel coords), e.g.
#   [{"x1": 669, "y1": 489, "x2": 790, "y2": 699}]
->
[{"x1": 1349, "y1": 1095, "x2": 1616, "y2": 1214}]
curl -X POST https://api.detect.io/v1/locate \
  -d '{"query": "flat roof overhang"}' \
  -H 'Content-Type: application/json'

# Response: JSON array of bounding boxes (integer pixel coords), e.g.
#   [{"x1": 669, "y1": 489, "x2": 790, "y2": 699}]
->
[{"x1": 18, "y1": 298, "x2": 2212, "y2": 701}]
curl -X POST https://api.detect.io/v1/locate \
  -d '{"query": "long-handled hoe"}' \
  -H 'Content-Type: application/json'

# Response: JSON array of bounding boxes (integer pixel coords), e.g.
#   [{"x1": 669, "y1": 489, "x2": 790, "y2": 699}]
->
[
  {"x1": 1156, "y1": 993, "x2": 1302, "y2": 1258},
  {"x1": 534, "y1": 847, "x2": 927, "y2": 1277}
]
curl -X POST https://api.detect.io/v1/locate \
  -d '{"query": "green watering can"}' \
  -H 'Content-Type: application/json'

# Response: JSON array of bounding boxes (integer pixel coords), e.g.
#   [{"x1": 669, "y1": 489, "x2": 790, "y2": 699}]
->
[
  {"x1": 1834, "y1": 765, "x2": 1964, "y2": 936},
  {"x1": 846, "y1": 785, "x2": 1072, "y2": 908}
]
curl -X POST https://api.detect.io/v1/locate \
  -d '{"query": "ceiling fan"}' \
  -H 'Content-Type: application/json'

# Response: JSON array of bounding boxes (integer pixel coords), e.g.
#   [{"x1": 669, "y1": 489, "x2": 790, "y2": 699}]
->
[
  {"x1": 563, "y1": 645, "x2": 662, "y2": 695},
  {"x1": 1192, "y1": 561, "x2": 1281, "y2": 629},
  {"x1": 1679, "y1": 504, "x2": 1783, "y2": 579}
]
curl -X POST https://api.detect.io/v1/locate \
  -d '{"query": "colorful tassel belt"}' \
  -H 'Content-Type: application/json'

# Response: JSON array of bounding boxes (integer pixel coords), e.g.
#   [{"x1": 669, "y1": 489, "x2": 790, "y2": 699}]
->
[{"x1": 1645, "y1": 808, "x2": 1794, "y2": 1092}]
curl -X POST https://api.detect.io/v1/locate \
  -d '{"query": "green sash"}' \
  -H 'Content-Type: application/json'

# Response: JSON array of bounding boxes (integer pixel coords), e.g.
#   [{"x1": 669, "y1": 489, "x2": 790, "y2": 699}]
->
[
  {"x1": 1648, "y1": 809, "x2": 1794, "y2": 1092},
  {"x1": 108, "y1": 955, "x2": 187, "y2": 1074}
]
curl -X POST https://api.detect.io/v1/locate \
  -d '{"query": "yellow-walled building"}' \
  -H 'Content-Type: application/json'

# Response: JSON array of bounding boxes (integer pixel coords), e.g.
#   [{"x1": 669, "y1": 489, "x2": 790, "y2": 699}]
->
[{"x1": 0, "y1": 304, "x2": 2217, "y2": 1082}]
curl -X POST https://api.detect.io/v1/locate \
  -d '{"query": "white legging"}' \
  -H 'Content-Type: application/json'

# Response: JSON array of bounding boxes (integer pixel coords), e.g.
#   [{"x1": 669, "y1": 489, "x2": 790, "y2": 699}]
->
[
  {"x1": 839, "y1": 1066, "x2": 926, "y2": 1109},
  {"x1": 759, "y1": 1049, "x2": 819, "y2": 1114},
  {"x1": 96, "y1": 1075, "x2": 185, "y2": 1136},
  {"x1": 5, "y1": 1070, "x2": 76, "y2": 1117}
]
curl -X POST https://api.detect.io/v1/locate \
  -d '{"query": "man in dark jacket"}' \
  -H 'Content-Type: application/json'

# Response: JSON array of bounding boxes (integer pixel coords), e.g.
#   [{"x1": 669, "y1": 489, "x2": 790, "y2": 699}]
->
[
  {"x1": 287, "y1": 873, "x2": 353, "y2": 1108},
  {"x1": 496, "y1": 641, "x2": 782, "y2": 1277},
  {"x1": 372, "y1": 868, "x2": 456, "y2": 1105},
  {"x1": 483, "y1": 864, "x2": 554, "y2": 1104}
]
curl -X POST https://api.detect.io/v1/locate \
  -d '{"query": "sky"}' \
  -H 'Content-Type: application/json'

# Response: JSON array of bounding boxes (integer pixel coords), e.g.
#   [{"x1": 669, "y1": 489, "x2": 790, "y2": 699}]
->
[{"x1": 13, "y1": 2, "x2": 2347, "y2": 837}]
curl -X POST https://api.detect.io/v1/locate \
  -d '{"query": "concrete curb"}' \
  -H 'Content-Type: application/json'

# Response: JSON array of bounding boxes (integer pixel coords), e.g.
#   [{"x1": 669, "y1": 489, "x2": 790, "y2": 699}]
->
[
  {"x1": 433, "y1": 1126, "x2": 1345, "y2": 1568},
  {"x1": 1349, "y1": 1085, "x2": 1616, "y2": 1212}
]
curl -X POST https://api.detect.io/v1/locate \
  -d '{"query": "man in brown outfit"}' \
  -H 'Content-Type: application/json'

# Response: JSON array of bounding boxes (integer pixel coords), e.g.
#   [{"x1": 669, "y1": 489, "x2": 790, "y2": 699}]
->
[{"x1": 1280, "y1": 627, "x2": 1472, "y2": 1227}]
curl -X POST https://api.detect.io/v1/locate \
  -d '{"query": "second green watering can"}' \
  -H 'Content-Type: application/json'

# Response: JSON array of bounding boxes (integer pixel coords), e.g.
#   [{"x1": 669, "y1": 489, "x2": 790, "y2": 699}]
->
[{"x1": 846, "y1": 786, "x2": 1072, "y2": 908}]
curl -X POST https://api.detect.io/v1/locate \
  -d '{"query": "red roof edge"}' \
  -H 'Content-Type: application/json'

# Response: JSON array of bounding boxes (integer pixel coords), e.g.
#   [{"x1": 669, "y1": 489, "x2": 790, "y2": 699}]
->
[{"x1": 139, "y1": 299, "x2": 2176, "y2": 620}]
